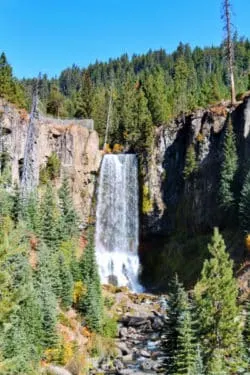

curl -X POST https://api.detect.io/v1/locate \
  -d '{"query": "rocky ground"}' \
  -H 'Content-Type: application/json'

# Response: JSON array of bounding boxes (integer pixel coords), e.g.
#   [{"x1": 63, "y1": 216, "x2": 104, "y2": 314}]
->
[{"x1": 89, "y1": 288, "x2": 167, "y2": 375}]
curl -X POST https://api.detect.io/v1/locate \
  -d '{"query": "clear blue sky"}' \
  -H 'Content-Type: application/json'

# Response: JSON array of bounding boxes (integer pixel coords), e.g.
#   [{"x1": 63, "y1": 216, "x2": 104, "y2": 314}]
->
[{"x1": 1, "y1": 0, "x2": 249, "y2": 78}]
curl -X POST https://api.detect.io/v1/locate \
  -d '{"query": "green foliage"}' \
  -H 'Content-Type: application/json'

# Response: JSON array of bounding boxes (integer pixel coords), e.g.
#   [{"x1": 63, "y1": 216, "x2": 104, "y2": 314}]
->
[
  {"x1": 39, "y1": 183, "x2": 59, "y2": 248},
  {"x1": 244, "y1": 301, "x2": 250, "y2": 364},
  {"x1": 79, "y1": 228, "x2": 103, "y2": 332},
  {"x1": 142, "y1": 184, "x2": 153, "y2": 214},
  {"x1": 173, "y1": 307, "x2": 197, "y2": 375},
  {"x1": 40, "y1": 152, "x2": 61, "y2": 184},
  {"x1": 58, "y1": 254, "x2": 73, "y2": 308},
  {"x1": 239, "y1": 170, "x2": 250, "y2": 233},
  {"x1": 0, "y1": 52, "x2": 27, "y2": 108},
  {"x1": 58, "y1": 176, "x2": 78, "y2": 239},
  {"x1": 183, "y1": 144, "x2": 197, "y2": 179},
  {"x1": 219, "y1": 118, "x2": 238, "y2": 212},
  {"x1": 75, "y1": 71, "x2": 94, "y2": 118},
  {"x1": 194, "y1": 228, "x2": 244, "y2": 373},
  {"x1": 46, "y1": 84, "x2": 66, "y2": 118},
  {"x1": 163, "y1": 274, "x2": 189, "y2": 373},
  {"x1": 101, "y1": 314, "x2": 118, "y2": 338}
]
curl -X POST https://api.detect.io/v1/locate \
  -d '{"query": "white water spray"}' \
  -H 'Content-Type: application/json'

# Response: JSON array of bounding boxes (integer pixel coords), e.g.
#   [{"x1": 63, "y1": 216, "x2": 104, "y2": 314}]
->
[{"x1": 95, "y1": 154, "x2": 142, "y2": 292}]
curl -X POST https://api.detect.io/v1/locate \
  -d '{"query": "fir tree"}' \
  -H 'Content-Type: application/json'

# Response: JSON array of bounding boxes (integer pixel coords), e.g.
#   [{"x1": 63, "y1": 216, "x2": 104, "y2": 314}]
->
[
  {"x1": 195, "y1": 228, "x2": 244, "y2": 373},
  {"x1": 58, "y1": 254, "x2": 73, "y2": 309},
  {"x1": 75, "y1": 71, "x2": 94, "y2": 118},
  {"x1": 239, "y1": 170, "x2": 250, "y2": 233},
  {"x1": 163, "y1": 274, "x2": 188, "y2": 374},
  {"x1": 79, "y1": 228, "x2": 103, "y2": 332},
  {"x1": 58, "y1": 176, "x2": 78, "y2": 239},
  {"x1": 219, "y1": 118, "x2": 238, "y2": 212},
  {"x1": 35, "y1": 243, "x2": 58, "y2": 348},
  {"x1": 39, "y1": 183, "x2": 59, "y2": 249},
  {"x1": 244, "y1": 301, "x2": 250, "y2": 365},
  {"x1": 174, "y1": 308, "x2": 197, "y2": 375},
  {"x1": 193, "y1": 344, "x2": 204, "y2": 375}
]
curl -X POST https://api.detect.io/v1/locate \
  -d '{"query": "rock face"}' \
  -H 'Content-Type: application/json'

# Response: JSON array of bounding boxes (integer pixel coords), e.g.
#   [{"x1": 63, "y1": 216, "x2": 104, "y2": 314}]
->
[
  {"x1": 142, "y1": 98, "x2": 250, "y2": 237},
  {"x1": 0, "y1": 100, "x2": 101, "y2": 223}
]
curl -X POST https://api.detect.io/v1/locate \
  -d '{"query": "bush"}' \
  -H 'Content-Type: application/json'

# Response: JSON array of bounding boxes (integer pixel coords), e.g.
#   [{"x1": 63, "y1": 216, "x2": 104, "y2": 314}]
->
[
  {"x1": 102, "y1": 314, "x2": 118, "y2": 338},
  {"x1": 39, "y1": 153, "x2": 61, "y2": 184}
]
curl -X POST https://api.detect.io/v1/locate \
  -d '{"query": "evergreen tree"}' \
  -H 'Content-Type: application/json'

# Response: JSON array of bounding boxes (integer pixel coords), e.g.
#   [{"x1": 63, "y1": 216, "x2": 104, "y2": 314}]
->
[
  {"x1": 174, "y1": 308, "x2": 197, "y2": 375},
  {"x1": 244, "y1": 301, "x2": 250, "y2": 365},
  {"x1": 219, "y1": 118, "x2": 238, "y2": 213},
  {"x1": 58, "y1": 176, "x2": 78, "y2": 239},
  {"x1": 39, "y1": 183, "x2": 59, "y2": 249},
  {"x1": 58, "y1": 254, "x2": 73, "y2": 308},
  {"x1": 163, "y1": 274, "x2": 188, "y2": 374},
  {"x1": 183, "y1": 144, "x2": 197, "y2": 179},
  {"x1": 193, "y1": 344, "x2": 204, "y2": 375},
  {"x1": 46, "y1": 84, "x2": 66, "y2": 118},
  {"x1": 75, "y1": 71, "x2": 94, "y2": 118},
  {"x1": 195, "y1": 228, "x2": 244, "y2": 373},
  {"x1": 35, "y1": 243, "x2": 58, "y2": 348},
  {"x1": 79, "y1": 228, "x2": 103, "y2": 332},
  {"x1": 143, "y1": 67, "x2": 171, "y2": 125},
  {"x1": 239, "y1": 170, "x2": 250, "y2": 233},
  {"x1": 11, "y1": 183, "x2": 21, "y2": 225}
]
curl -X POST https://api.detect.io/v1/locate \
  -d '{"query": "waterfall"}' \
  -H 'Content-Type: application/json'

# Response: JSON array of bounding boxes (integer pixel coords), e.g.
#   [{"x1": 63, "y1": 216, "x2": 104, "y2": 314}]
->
[
  {"x1": 95, "y1": 154, "x2": 142, "y2": 292},
  {"x1": 21, "y1": 93, "x2": 39, "y2": 197}
]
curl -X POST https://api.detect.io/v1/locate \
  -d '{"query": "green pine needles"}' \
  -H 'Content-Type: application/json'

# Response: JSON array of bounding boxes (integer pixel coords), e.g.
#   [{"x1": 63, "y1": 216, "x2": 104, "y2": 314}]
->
[
  {"x1": 219, "y1": 118, "x2": 238, "y2": 212},
  {"x1": 79, "y1": 228, "x2": 103, "y2": 333}
]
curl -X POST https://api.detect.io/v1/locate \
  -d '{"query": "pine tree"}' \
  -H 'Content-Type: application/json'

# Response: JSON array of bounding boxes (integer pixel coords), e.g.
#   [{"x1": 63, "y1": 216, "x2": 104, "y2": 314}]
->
[
  {"x1": 143, "y1": 67, "x2": 171, "y2": 125},
  {"x1": 174, "y1": 308, "x2": 197, "y2": 375},
  {"x1": 244, "y1": 301, "x2": 250, "y2": 365},
  {"x1": 39, "y1": 184, "x2": 59, "y2": 249},
  {"x1": 58, "y1": 176, "x2": 78, "y2": 239},
  {"x1": 75, "y1": 71, "x2": 94, "y2": 118},
  {"x1": 58, "y1": 254, "x2": 73, "y2": 309},
  {"x1": 35, "y1": 243, "x2": 58, "y2": 348},
  {"x1": 183, "y1": 144, "x2": 197, "y2": 179},
  {"x1": 79, "y1": 228, "x2": 103, "y2": 332},
  {"x1": 193, "y1": 344, "x2": 204, "y2": 375},
  {"x1": 195, "y1": 228, "x2": 244, "y2": 373},
  {"x1": 239, "y1": 170, "x2": 250, "y2": 233},
  {"x1": 163, "y1": 274, "x2": 188, "y2": 374},
  {"x1": 219, "y1": 118, "x2": 238, "y2": 212}
]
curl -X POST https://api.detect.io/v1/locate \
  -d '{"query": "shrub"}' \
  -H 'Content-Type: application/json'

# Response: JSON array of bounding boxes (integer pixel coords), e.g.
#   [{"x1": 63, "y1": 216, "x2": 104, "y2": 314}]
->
[
  {"x1": 142, "y1": 184, "x2": 153, "y2": 214},
  {"x1": 102, "y1": 314, "x2": 118, "y2": 338},
  {"x1": 39, "y1": 153, "x2": 61, "y2": 184}
]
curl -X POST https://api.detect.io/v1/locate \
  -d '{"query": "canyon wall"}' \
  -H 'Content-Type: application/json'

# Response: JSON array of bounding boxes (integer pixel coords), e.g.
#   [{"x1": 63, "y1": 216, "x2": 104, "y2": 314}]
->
[{"x1": 0, "y1": 99, "x2": 101, "y2": 224}]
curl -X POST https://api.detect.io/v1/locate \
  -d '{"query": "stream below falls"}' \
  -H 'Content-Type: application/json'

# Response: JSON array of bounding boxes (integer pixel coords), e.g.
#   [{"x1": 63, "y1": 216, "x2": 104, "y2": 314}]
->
[{"x1": 89, "y1": 294, "x2": 167, "y2": 375}]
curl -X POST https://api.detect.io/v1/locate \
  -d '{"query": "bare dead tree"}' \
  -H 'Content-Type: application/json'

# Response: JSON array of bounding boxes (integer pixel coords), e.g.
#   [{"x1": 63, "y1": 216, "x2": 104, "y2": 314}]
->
[{"x1": 222, "y1": 0, "x2": 236, "y2": 106}]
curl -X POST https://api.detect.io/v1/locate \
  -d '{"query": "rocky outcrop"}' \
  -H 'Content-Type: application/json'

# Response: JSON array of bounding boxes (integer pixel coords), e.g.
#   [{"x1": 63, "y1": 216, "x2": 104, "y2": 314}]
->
[
  {"x1": 142, "y1": 98, "x2": 250, "y2": 237},
  {"x1": 0, "y1": 99, "x2": 101, "y2": 223}
]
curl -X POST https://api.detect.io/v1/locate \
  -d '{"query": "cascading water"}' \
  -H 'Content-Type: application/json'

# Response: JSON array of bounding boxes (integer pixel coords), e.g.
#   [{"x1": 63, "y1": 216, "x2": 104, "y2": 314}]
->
[{"x1": 95, "y1": 154, "x2": 142, "y2": 292}]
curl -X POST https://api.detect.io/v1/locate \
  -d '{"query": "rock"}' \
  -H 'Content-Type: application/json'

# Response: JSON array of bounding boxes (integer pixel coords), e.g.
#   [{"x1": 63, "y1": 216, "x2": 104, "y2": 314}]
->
[
  {"x1": 140, "y1": 359, "x2": 155, "y2": 371},
  {"x1": 0, "y1": 99, "x2": 101, "y2": 223},
  {"x1": 140, "y1": 349, "x2": 151, "y2": 358},
  {"x1": 43, "y1": 365, "x2": 72, "y2": 375},
  {"x1": 116, "y1": 342, "x2": 131, "y2": 355},
  {"x1": 152, "y1": 317, "x2": 164, "y2": 330},
  {"x1": 113, "y1": 359, "x2": 124, "y2": 371},
  {"x1": 122, "y1": 353, "x2": 133, "y2": 362},
  {"x1": 119, "y1": 327, "x2": 128, "y2": 338}
]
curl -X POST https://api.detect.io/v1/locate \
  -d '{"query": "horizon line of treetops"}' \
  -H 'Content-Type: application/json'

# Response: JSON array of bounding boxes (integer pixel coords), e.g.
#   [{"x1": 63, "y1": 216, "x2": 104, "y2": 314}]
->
[{"x1": 1, "y1": 36, "x2": 250, "y2": 149}]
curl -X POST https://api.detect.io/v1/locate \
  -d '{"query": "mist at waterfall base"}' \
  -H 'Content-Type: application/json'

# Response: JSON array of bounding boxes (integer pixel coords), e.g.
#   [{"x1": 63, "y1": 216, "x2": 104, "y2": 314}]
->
[{"x1": 95, "y1": 154, "x2": 143, "y2": 292}]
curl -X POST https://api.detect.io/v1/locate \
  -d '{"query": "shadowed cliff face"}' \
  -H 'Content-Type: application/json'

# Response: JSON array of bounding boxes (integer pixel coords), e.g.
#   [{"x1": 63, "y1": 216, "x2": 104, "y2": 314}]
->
[
  {"x1": 141, "y1": 97, "x2": 250, "y2": 239},
  {"x1": 0, "y1": 99, "x2": 101, "y2": 224}
]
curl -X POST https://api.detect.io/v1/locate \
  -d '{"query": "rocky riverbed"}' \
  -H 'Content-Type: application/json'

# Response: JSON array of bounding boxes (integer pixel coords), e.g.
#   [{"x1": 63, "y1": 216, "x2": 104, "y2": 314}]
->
[{"x1": 89, "y1": 289, "x2": 167, "y2": 375}]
